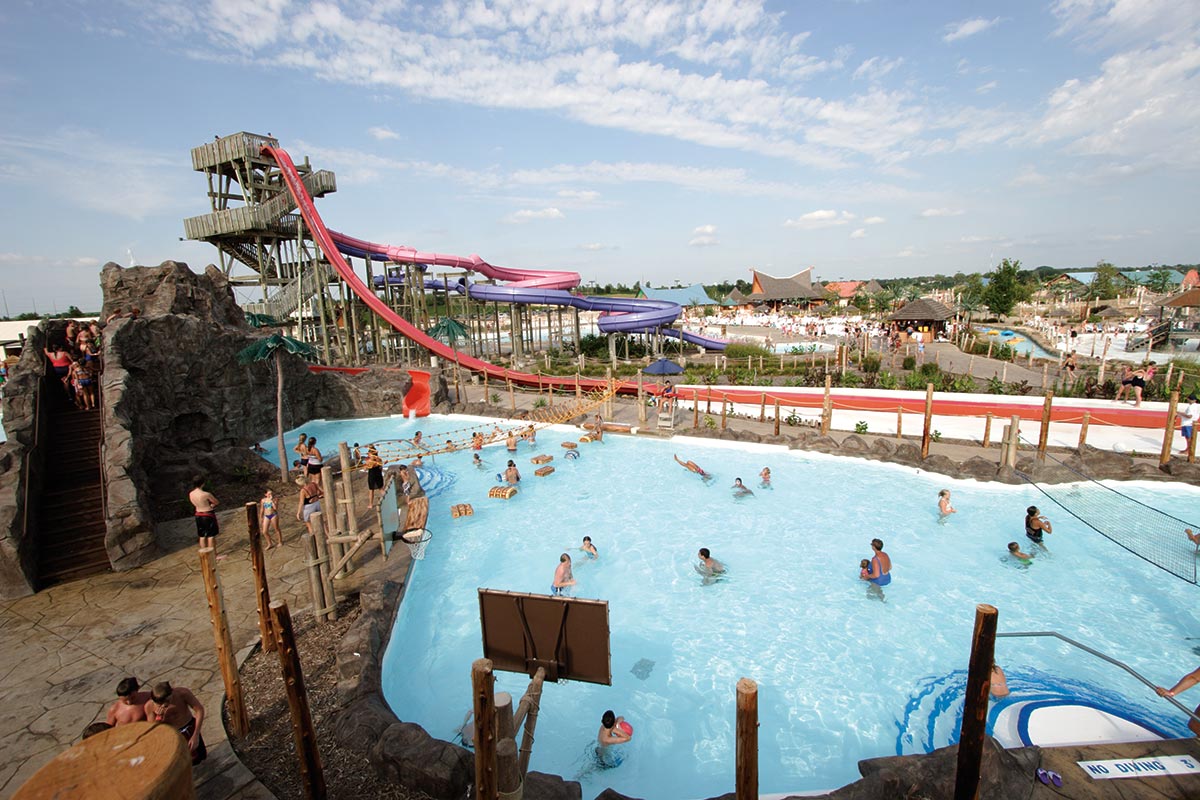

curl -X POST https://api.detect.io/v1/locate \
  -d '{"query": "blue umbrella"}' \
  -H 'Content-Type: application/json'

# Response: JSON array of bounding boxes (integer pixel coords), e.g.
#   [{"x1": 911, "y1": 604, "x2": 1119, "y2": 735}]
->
[{"x1": 644, "y1": 358, "x2": 683, "y2": 375}]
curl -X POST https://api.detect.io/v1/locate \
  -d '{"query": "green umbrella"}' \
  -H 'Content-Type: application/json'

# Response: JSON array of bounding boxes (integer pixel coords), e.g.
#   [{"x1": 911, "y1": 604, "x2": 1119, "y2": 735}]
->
[
  {"x1": 238, "y1": 333, "x2": 319, "y2": 481},
  {"x1": 427, "y1": 316, "x2": 470, "y2": 346},
  {"x1": 244, "y1": 312, "x2": 283, "y2": 328}
]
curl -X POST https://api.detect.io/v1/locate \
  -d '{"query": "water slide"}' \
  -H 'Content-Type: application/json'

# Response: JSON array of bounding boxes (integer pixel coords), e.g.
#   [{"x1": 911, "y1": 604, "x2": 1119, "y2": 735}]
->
[
  {"x1": 264, "y1": 145, "x2": 719, "y2": 395},
  {"x1": 332, "y1": 232, "x2": 725, "y2": 347}
]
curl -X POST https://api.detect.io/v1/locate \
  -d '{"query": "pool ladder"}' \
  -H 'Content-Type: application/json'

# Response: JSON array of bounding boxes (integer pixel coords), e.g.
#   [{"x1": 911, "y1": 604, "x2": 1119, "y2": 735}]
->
[{"x1": 998, "y1": 630, "x2": 1200, "y2": 727}]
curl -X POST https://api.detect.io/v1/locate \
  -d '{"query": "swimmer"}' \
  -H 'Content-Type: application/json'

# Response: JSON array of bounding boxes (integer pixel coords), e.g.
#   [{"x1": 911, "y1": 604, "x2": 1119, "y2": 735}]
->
[
  {"x1": 937, "y1": 489, "x2": 957, "y2": 523},
  {"x1": 697, "y1": 547, "x2": 725, "y2": 576},
  {"x1": 859, "y1": 558, "x2": 871, "y2": 579},
  {"x1": 731, "y1": 478, "x2": 754, "y2": 498},
  {"x1": 473, "y1": 453, "x2": 484, "y2": 469},
  {"x1": 1007, "y1": 541, "x2": 1033, "y2": 565},
  {"x1": 581, "y1": 536, "x2": 598, "y2": 559},
  {"x1": 506, "y1": 431, "x2": 518, "y2": 452},
  {"x1": 598, "y1": 709, "x2": 632, "y2": 747},
  {"x1": 861, "y1": 538, "x2": 891, "y2": 591},
  {"x1": 445, "y1": 439, "x2": 456, "y2": 452},
  {"x1": 552, "y1": 553, "x2": 576, "y2": 595},
  {"x1": 504, "y1": 459, "x2": 521, "y2": 484},
  {"x1": 592, "y1": 413, "x2": 604, "y2": 442},
  {"x1": 1025, "y1": 505, "x2": 1052, "y2": 550},
  {"x1": 472, "y1": 432, "x2": 484, "y2": 451},
  {"x1": 674, "y1": 454, "x2": 709, "y2": 478},
  {"x1": 759, "y1": 467, "x2": 771, "y2": 487},
  {"x1": 990, "y1": 664, "x2": 1010, "y2": 698},
  {"x1": 412, "y1": 431, "x2": 425, "y2": 450},
  {"x1": 524, "y1": 425, "x2": 536, "y2": 444}
]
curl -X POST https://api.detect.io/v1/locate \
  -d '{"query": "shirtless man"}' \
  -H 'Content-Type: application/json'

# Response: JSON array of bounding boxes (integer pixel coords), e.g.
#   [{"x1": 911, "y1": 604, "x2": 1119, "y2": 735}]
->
[
  {"x1": 506, "y1": 431, "x2": 518, "y2": 452},
  {"x1": 188, "y1": 476, "x2": 222, "y2": 558},
  {"x1": 597, "y1": 709, "x2": 632, "y2": 747},
  {"x1": 144, "y1": 681, "x2": 207, "y2": 764},
  {"x1": 504, "y1": 459, "x2": 521, "y2": 485},
  {"x1": 552, "y1": 553, "x2": 576, "y2": 595},
  {"x1": 731, "y1": 478, "x2": 754, "y2": 498},
  {"x1": 697, "y1": 548, "x2": 725, "y2": 576},
  {"x1": 105, "y1": 677, "x2": 150, "y2": 726}
]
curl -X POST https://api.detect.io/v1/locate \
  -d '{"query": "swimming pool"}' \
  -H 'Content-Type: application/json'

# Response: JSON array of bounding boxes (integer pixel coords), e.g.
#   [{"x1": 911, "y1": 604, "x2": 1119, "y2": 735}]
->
[
  {"x1": 269, "y1": 416, "x2": 1200, "y2": 797},
  {"x1": 974, "y1": 326, "x2": 1056, "y2": 359}
]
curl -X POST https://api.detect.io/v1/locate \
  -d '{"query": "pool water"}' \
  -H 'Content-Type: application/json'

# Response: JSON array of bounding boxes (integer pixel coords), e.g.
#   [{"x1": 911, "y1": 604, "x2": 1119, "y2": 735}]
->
[
  {"x1": 974, "y1": 326, "x2": 1056, "y2": 359},
  {"x1": 269, "y1": 416, "x2": 1200, "y2": 798}
]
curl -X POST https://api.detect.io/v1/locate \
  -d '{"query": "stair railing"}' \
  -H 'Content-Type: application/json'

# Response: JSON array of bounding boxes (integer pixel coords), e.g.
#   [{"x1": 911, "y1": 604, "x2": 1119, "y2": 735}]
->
[
  {"x1": 98, "y1": 364, "x2": 108, "y2": 526},
  {"x1": 998, "y1": 630, "x2": 1200, "y2": 726},
  {"x1": 20, "y1": 372, "x2": 45, "y2": 565}
]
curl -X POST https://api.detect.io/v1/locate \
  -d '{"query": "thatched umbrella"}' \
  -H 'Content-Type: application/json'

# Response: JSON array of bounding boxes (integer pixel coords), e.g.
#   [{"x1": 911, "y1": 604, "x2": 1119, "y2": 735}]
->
[
  {"x1": 1096, "y1": 306, "x2": 1128, "y2": 319},
  {"x1": 237, "y1": 333, "x2": 320, "y2": 482},
  {"x1": 1047, "y1": 307, "x2": 1074, "y2": 319},
  {"x1": 1160, "y1": 288, "x2": 1200, "y2": 308}
]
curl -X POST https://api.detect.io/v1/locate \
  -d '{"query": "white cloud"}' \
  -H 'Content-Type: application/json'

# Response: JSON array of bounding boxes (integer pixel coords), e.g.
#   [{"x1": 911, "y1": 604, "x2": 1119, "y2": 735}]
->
[
  {"x1": 367, "y1": 126, "x2": 399, "y2": 141},
  {"x1": 1008, "y1": 166, "x2": 1049, "y2": 187},
  {"x1": 850, "y1": 228, "x2": 866, "y2": 239},
  {"x1": 557, "y1": 189, "x2": 601, "y2": 203},
  {"x1": 579, "y1": 242, "x2": 617, "y2": 251},
  {"x1": 920, "y1": 208, "x2": 964, "y2": 217},
  {"x1": 853, "y1": 56, "x2": 904, "y2": 81},
  {"x1": 943, "y1": 17, "x2": 1002, "y2": 43},
  {"x1": 689, "y1": 235, "x2": 719, "y2": 247},
  {"x1": 896, "y1": 246, "x2": 918, "y2": 257},
  {"x1": 504, "y1": 207, "x2": 565, "y2": 224},
  {"x1": 783, "y1": 209, "x2": 857, "y2": 229},
  {"x1": 975, "y1": 80, "x2": 998, "y2": 94},
  {"x1": 865, "y1": 216, "x2": 886, "y2": 225},
  {"x1": 693, "y1": 224, "x2": 717, "y2": 235}
]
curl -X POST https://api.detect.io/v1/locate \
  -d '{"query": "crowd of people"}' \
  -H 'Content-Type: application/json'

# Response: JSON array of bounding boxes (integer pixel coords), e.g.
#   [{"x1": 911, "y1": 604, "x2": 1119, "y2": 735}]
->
[{"x1": 43, "y1": 318, "x2": 104, "y2": 410}]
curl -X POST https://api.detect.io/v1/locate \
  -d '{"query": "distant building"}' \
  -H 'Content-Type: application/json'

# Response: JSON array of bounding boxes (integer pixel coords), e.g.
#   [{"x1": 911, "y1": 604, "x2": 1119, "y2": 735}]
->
[
  {"x1": 737, "y1": 268, "x2": 825, "y2": 309},
  {"x1": 821, "y1": 279, "x2": 884, "y2": 307}
]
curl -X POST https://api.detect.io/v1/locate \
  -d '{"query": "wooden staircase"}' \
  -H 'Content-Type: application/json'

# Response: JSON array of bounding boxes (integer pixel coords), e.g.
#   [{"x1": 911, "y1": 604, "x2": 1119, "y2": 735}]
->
[{"x1": 36, "y1": 401, "x2": 109, "y2": 587}]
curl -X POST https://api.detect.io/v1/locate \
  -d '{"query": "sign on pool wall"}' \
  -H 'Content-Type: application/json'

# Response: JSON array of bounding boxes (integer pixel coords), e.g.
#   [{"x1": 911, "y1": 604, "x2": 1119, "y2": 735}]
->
[{"x1": 1077, "y1": 755, "x2": 1200, "y2": 779}]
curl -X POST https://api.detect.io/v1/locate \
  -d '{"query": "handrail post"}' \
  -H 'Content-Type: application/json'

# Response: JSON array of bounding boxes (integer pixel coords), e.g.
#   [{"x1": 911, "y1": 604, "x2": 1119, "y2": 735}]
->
[
  {"x1": 1037, "y1": 391, "x2": 1053, "y2": 460},
  {"x1": 736, "y1": 677, "x2": 758, "y2": 800},
  {"x1": 954, "y1": 604, "x2": 997, "y2": 800},
  {"x1": 1160, "y1": 390, "x2": 1180, "y2": 466}
]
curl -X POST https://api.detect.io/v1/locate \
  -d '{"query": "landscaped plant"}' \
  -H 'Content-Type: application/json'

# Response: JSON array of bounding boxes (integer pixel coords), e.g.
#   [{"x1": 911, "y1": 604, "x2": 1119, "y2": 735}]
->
[
  {"x1": 703, "y1": 415, "x2": 717, "y2": 429},
  {"x1": 855, "y1": 421, "x2": 869, "y2": 434},
  {"x1": 534, "y1": 398, "x2": 547, "y2": 408},
  {"x1": 861, "y1": 353, "x2": 882, "y2": 374},
  {"x1": 902, "y1": 355, "x2": 917, "y2": 370}
]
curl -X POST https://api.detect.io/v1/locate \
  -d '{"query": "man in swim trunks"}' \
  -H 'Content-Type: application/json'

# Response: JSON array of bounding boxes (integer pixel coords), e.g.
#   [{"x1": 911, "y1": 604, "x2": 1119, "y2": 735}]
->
[
  {"x1": 1156, "y1": 665, "x2": 1200, "y2": 735},
  {"x1": 697, "y1": 548, "x2": 725, "y2": 575},
  {"x1": 1025, "y1": 505, "x2": 1052, "y2": 548},
  {"x1": 552, "y1": 553, "x2": 576, "y2": 595},
  {"x1": 106, "y1": 677, "x2": 150, "y2": 726},
  {"x1": 504, "y1": 459, "x2": 521, "y2": 485},
  {"x1": 188, "y1": 476, "x2": 222, "y2": 558},
  {"x1": 144, "y1": 681, "x2": 207, "y2": 764},
  {"x1": 861, "y1": 538, "x2": 891, "y2": 587}
]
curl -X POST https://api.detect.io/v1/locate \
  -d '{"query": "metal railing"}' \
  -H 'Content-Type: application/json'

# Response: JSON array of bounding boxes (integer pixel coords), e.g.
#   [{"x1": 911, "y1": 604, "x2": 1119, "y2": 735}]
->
[{"x1": 998, "y1": 630, "x2": 1200, "y2": 726}]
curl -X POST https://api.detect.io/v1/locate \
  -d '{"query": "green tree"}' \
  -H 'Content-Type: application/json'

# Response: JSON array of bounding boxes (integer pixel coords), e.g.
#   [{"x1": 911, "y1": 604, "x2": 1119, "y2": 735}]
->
[
  {"x1": 1089, "y1": 261, "x2": 1120, "y2": 300},
  {"x1": 982, "y1": 258, "x2": 1024, "y2": 316},
  {"x1": 1145, "y1": 268, "x2": 1174, "y2": 294}
]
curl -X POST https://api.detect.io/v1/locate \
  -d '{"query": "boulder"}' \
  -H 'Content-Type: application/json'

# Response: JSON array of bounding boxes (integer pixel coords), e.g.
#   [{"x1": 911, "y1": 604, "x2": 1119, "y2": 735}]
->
[
  {"x1": 959, "y1": 456, "x2": 1000, "y2": 482},
  {"x1": 1163, "y1": 460, "x2": 1200, "y2": 483},
  {"x1": 892, "y1": 444, "x2": 923, "y2": 466},
  {"x1": 524, "y1": 771, "x2": 583, "y2": 800},
  {"x1": 838, "y1": 434, "x2": 869, "y2": 453},
  {"x1": 370, "y1": 721, "x2": 473, "y2": 799},
  {"x1": 840, "y1": 736, "x2": 1037, "y2": 800},
  {"x1": 805, "y1": 435, "x2": 840, "y2": 453},
  {"x1": 1074, "y1": 446, "x2": 1134, "y2": 478},
  {"x1": 869, "y1": 438, "x2": 896, "y2": 458}
]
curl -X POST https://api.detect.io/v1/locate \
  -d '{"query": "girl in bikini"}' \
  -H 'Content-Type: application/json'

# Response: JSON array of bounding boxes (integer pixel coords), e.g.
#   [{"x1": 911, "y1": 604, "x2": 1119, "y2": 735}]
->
[{"x1": 260, "y1": 490, "x2": 283, "y2": 548}]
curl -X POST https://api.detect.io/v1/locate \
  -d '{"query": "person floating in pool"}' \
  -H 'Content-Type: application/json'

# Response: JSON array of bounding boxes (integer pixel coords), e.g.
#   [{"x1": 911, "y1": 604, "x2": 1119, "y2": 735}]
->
[
  {"x1": 937, "y1": 489, "x2": 957, "y2": 524},
  {"x1": 581, "y1": 536, "x2": 598, "y2": 559},
  {"x1": 1025, "y1": 505, "x2": 1052, "y2": 550},
  {"x1": 674, "y1": 454, "x2": 710, "y2": 480},
  {"x1": 1155, "y1": 665, "x2": 1200, "y2": 736},
  {"x1": 1007, "y1": 541, "x2": 1034, "y2": 565},
  {"x1": 861, "y1": 538, "x2": 891, "y2": 597},
  {"x1": 759, "y1": 467, "x2": 771, "y2": 488},
  {"x1": 696, "y1": 548, "x2": 725, "y2": 580},
  {"x1": 552, "y1": 553, "x2": 576, "y2": 596},
  {"x1": 472, "y1": 453, "x2": 485, "y2": 469},
  {"x1": 731, "y1": 478, "x2": 754, "y2": 498}
]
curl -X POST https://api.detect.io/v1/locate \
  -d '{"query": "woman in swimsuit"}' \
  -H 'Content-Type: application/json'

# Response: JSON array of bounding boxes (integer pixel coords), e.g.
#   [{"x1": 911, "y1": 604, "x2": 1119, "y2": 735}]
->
[
  {"x1": 1114, "y1": 365, "x2": 1135, "y2": 403},
  {"x1": 1132, "y1": 365, "x2": 1155, "y2": 407},
  {"x1": 363, "y1": 445, "x2": 385, "y2": 504},
  {"x1": 296, "y1": 480, "x2": 323, "y2": 532},
  {"x1": 306, "y1": 437, "x2": 323, "y2": 489},
  {"x1": 259, "y1": 490, "x2": 283, "y2": 548},
  {"x1": 293, "y1": 433, "x2": 308, "y2": 476},
  {"x1": 861, "y1": 538, "x2": 891, "y2": 592}
]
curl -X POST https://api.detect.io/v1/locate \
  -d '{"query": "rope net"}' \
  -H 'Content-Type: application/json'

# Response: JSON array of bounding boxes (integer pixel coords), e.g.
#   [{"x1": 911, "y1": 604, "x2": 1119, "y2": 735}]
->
[{"x1": 1016, "y1": 439, "x2": 1198, "y2": 584}]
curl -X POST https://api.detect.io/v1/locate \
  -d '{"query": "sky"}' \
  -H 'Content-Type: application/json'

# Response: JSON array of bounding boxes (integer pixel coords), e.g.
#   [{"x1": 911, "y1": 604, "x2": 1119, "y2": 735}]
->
[{"x1": 0, "y1": 0, "x2": 1198, "y2": 313}]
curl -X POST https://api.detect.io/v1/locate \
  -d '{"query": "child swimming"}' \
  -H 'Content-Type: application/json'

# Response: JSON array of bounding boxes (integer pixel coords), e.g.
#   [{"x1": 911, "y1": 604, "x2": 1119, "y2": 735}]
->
[{"x1": 859, "y1": 558, "x2": 870, "y2": 579}]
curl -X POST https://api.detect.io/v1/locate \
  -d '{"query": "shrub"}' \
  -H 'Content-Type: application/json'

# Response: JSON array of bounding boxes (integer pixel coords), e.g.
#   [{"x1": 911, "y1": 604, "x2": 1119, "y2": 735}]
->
[
  {"x1": 903, "y1": 372, "x2": 928, "y2": 391},
  {"x1": 703, "y1": 415, "x2": 717, "y2": 429},
  {"x1": 902, "y1": 355, "x2": 917, "y2": 371},
  {"x1": 840, "y1": 371, "x2": 862, "y2": 388},
  {"x1": 918, "y1": 362, "x2": 941, "y2": 379},
  {"x1": 861, "y1": 354, "x2": 882, "y2": 374},
  {"x1": 986, "y1": 376, "x2": 1007, "y2": 395},
  {"x1": 854, "y1": 421, "x2": 869, "y2": 434},
  {"x1": 724, "y1": 343, "x2": 772, "y2": 359},
  {"x1": 877, "y1": 371, "x2": 899, "y2": 390},
  {"x1": 534, "y1": 398, "x2": 547, "y2": 409}
]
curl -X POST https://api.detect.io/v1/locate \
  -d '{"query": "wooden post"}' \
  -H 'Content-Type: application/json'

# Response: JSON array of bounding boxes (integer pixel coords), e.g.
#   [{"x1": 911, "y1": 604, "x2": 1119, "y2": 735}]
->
[
  {"x1": 720, "y1": 393, "x2": 728, "y2": 430},
  {"x1": 896, "y1": 406, "x2": 903, "y2": 440},
  {"x1": 1006, "y1": 415, "x2": 1021, "y2": 468},
  {"x1": 759, "y1": 392, "x2": 766, "y2": 423},
  {"x1": 821, "y1": 375, "x2": 832, "y2": 435},
  {"x1": 508, "y1": 372, "x2": 515, "y2": 412},
  {"x1": 1160, "y1": 390, "x2": 1180, "y2": 467},
  {"x1": 198, "y1": 548, "x2": 249, "y2": 738},
  {"x1": 472, "y1": 659, "x2": 498, "y2": 800},
  {"x1": 954, "y1": 604, "x2": 998, "y2": 800},
  {"x1": 308, "y1": 512, "x2": 338, "y2": 621},
  {"x1": 637, "y1": 370, "x2": 646, "y2": 424},
  {"x1": 1027, "y1": 350, "x2": 1034, "y2": 367},
  {"x1": 986, "y1": 340, "x2": 993, "y2": 359},
  {"x1": 693, "y1": 391, "x2": 700, "y2": 429},
  {"x1": 1037, "y1": 391, "x2": 1054, "y2": 460},
  {"x1": 605, "y1": 368, "x2": 613, "y2": 418},
  {"x1": 920, "y1": 383, "x2": 934, "y2": 458},
  {"x1": 736, "y1": 677, "x2": 759, "y2": 800},
  {"x1": 706, "y1": 385, "x2": 712, "y2": 414},
  {"x1": 494, "y1": 692, "x2": 520, "y2": 798},
  {"x1": 1078, "y1": 411, "x2": 1091, "y2": 450},
  {"x1": 575, "y1": 372, "x2": 581, "y2": 401},
  {"x1": 982, "y1": 413, "x2": 992, "y2": 448},
  {"x1": 244, "y1": 503, "x2": 274, "y2": 653},
  {"x1": 967, "y1": 354, "x2": 974, "y2": 377},
  {"x1": 269, "y1": 601, "x2": 326, "y2": 800},
  {"x1": 1001, "y1": 362, "x2": 1008, "y2": 383},
  {"x1": 1098, "y1": 338, "x2": 1111, "y2": 383},
  {"x1": 773, "y1": 399, "x2": 780, "y2": 436},
  {"x1": 321, "y1": 464, "x2": 348, "y2": 576},
  {"x1": 1189, "y1": 421, "x2": 1197, "y2": 464},
  {"x1": 515, "y1": 668, "x2": 546, "y2": 776},
  {"x1": 337, "y1": 440, "x2": 359, "y2": 541},
  {"x1": 1041, "y1": 362, "x2": 1049, "y2": 389},
  {"x1": 301, "y1": 533, "x2": 328, "y2": 623},
  {"x1": 999, "y1": 424, "x2": 1011, "y2": 466},
  {"x1": 1166, "y1": 363, "x2": 1174, "y2": 390}
]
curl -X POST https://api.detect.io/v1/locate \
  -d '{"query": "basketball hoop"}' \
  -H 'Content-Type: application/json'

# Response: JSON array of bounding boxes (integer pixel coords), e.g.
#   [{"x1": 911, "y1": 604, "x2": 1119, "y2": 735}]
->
[{"x1": 401, "y1": 528, "x2": 432, "y2": 560}]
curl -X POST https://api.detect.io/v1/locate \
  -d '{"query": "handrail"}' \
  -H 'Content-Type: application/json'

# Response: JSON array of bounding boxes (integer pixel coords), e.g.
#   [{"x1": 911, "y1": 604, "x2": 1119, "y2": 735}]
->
[
  {"x1": 19, "y1": 372, "x2": 44, "y2": 564},
  {"x1": 98, "y1": 363, "x2": 108, "y2": 527},
  {"x1": 997, "y1": 630, "x2": 1200, "y2": 726}
]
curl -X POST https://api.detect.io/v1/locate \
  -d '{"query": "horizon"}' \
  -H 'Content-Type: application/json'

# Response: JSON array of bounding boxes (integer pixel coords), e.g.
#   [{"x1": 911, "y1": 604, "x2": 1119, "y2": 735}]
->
[{"x1": 1, "y1": 1, "x2": 1197, "y2": 313}]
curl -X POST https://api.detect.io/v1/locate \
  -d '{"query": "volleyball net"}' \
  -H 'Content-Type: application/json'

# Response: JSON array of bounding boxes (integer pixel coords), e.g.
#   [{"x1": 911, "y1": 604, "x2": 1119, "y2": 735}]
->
[{"x1": 1016, "y1": 440, "x2": 1198, "y2": 584}]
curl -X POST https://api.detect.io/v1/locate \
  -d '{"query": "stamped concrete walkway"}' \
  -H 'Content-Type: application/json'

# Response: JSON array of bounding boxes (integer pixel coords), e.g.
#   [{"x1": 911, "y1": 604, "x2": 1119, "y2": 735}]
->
[{"x1": 0, "y1": 486, "x2": 391, "y2": 800}]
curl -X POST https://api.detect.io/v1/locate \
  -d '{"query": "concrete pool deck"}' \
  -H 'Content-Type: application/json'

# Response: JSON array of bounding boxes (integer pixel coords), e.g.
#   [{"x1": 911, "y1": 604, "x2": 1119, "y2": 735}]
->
[{"x1": 0, "y1": 388, "x2": 1195, "y2": 799}]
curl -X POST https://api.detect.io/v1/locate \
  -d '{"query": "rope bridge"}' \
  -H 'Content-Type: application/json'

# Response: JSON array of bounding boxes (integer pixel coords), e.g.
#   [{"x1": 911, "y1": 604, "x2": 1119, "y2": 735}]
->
[{"x1": 1015, "y1": 439, "x2": 1199, "y2": 584}]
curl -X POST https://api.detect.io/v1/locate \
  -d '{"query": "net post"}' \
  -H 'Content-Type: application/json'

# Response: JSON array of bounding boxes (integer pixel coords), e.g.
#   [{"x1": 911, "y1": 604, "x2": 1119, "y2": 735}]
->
[
  {"x1": 472, "y1": 659, "x2": 498, "y2": 800},
  {"x1": 820, "y1": 376, "x2": 832, "y2": 436},
  {"x1": 637, "y1": 370, "x2": 646, "y2": 424},
  {"x1": 1160, "y1": 390, "x2": 1180, "y2": 467},
  {"x1": 694, "y1": 390, "x2": 700, "y2": 429},
  {"x1": 736, "y1": 677, "x2": 759, "y2": 800},
  {"x1": 759, "y1": 392, "x2": 766, "y2": 423},
  {"x1": 773, "y1": 399, "x2": 780, "y2": 436},
  {"x1": 954, "y1": 604, "x2": 998, "y2": 800},
  {"x1": 1005, "y1": 416, "x2": 1020, "y2": 468},
  {"x1": 1078, "y1": 412, "x2": 1091, "y2": 451},
  {"x1": 982, "y1": 413, "x2": 992, "y2": 448},
  {"x1": 1189, "y1": 422, "x2": 1197, "y2": 464},
  {"x1": 896, "y1": 406, "x2": 903, "y2": 440},
  {"x1": 721, "y1": 392, "x2": 728, "y2": 430},
  {"x1": 1037, "y1": 391, "x2": 1054, "y2": 460},
  {"x1": 920, "y1": 383, "x2": 934, "y2": 458}
]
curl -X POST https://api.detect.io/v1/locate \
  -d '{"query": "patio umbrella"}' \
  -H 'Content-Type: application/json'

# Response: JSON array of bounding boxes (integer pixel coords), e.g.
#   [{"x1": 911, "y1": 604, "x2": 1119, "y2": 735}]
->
[
  {"x1": 643, "y1": 358, "x2": 683, "y2": 375},
  {"x1": 244, "y1": 312, "x2": 283, "y2": 328}
]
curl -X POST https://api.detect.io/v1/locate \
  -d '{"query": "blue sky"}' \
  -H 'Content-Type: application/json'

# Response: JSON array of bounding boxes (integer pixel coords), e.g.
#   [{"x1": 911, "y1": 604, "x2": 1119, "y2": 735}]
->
[{"x1": 1, "y1": 0, "x2": 1197, "y2": 313}]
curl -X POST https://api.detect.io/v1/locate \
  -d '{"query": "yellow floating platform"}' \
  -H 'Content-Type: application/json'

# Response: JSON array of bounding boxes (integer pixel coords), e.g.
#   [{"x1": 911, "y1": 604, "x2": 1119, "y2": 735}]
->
[
  {"x1": 451, "y1": 503, "x2": 474, "y2": 518},
  {"x1": 488, "y1": 486, "x2": 518, "y2": 499},
  {"x1": 530, "y1": 454, "x2": 553, "y2": 465},
  {"x1": 534, "y1": 466, "x2": 555, "y2": 477},
  {"x1": 561, "y1": 441, "x2": 578, "y2": 449}
]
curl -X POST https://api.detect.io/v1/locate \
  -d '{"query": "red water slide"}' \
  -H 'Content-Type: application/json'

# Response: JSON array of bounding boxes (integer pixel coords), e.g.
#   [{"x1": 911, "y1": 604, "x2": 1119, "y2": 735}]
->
[{"x1": 264, "y1": 145, "x2": 628, "y2": 393}]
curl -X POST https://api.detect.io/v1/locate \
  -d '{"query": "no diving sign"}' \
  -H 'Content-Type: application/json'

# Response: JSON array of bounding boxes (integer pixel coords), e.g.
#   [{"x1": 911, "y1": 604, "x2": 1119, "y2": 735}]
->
[{"x1": 1077, "y1": 755, "x2": 1200, "y2": 779}]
